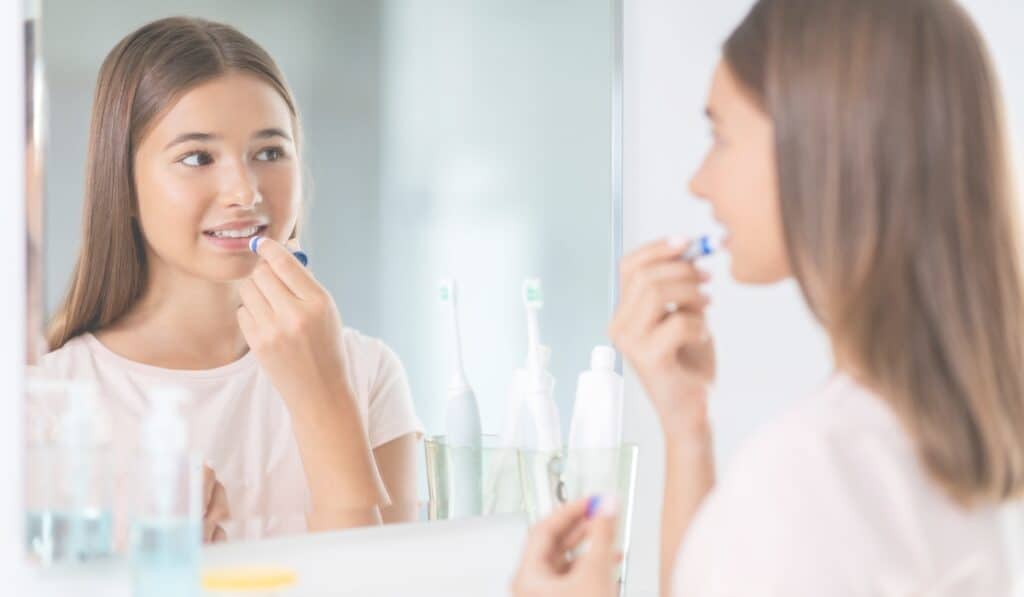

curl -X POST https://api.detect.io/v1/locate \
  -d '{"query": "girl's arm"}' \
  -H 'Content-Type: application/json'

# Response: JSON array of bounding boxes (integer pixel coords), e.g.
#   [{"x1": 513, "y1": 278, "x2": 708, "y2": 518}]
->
[
  {"x1": 607, "y1": 238, "x2": 717, "y2": 597},
  {"x1": 237, "y1": 238, "x2": 396, "y2": 530},
  {"x1": 660, "y1": 421, "x2": 715, "y2": 596},
  {"x1": 372, "y1": 432, "x2": 420, "y2": 524}
]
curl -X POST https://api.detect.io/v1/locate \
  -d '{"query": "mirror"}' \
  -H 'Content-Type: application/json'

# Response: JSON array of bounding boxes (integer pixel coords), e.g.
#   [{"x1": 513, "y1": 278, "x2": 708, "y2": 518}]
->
[{"x1": 26, "y1": 0, "x2": 621, "y2": 556}]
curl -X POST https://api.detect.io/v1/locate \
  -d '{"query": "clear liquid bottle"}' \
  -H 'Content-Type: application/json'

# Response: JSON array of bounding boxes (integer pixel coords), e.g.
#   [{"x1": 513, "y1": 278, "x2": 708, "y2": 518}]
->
[
  {"x1": 28, "y1": 378, "x2": 115, "y2": 564},
  {"x1": 131, "y1": 387, "x2": 201, "y2": 597}
]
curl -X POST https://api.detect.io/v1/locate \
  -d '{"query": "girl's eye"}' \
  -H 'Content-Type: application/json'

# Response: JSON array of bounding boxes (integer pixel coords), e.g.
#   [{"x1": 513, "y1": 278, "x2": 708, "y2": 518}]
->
[
  {"x1": 254, "y1": 147, "x2": 285, "y2": 162},
  {"x1": 180, "y1": 151, "x2": 213, "y2": 167}
]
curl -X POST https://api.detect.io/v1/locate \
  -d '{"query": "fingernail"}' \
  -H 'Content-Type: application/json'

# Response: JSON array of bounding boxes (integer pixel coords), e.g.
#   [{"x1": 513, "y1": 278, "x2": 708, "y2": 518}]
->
[
  {"x1": 292, "y1": 250, "x2": 309, "y2": 267},
  {"x1": 596, "y1": 495, "x2": 619, "y2": 518},
  {"x1": 586, "y1": 495, "x2": 602, "y2": 519},
  {"x1": 667, "y1": 235, "x2": 688, "y2": 250},
  {"x1": 249, "y1": 236, "x2": 263, "y2": 254}
]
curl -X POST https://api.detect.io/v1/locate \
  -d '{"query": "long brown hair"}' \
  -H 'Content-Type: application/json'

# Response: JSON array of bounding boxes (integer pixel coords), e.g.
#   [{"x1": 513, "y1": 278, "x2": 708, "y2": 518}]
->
[
  {"x1": 47, "y1": 17, "x2": 301, "y2": 350},
  {"x1": 725, "y1": 0, "x2": 1024, "y2": 504}
]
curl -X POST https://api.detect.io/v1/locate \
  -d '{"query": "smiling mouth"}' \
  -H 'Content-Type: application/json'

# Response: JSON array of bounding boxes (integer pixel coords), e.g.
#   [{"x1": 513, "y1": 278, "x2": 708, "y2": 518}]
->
[{"x1": 203, "y1": 225, "x2": 268, "y2": 240}]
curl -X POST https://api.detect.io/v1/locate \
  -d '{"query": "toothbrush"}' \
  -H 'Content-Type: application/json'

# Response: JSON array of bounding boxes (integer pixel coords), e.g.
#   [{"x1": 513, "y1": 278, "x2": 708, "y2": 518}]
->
[
  {"x1": 248, "y1": 237, "x2": 309, "y2": 267},
  {"x1": 439, "y1": 278, "x2": 483, "y2": 517},
  {"x1": 520, "y1": 279, "x2": 563, "y2": 518},
  {"x1": 521, "y1": 279, "x2": 562, "y2": 452},
  {"x1": 680, "y1": 234, "x2": 722, "y2": 262}
]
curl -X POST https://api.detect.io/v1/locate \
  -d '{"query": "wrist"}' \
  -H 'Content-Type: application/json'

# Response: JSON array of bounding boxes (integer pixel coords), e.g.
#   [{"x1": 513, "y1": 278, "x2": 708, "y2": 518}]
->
[{"x1": 660, "y1": 406, "x2": 712, "y2": 444}]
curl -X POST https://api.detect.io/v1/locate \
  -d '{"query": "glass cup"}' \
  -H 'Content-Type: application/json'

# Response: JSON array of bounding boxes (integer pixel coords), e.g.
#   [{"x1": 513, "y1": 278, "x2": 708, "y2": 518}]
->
[
  {"x1": 424, "y1": 435, "x2": 527, "y2": 520},
  {"x1": 517, "y1": 444, "x2": 639, "y2": 596}
]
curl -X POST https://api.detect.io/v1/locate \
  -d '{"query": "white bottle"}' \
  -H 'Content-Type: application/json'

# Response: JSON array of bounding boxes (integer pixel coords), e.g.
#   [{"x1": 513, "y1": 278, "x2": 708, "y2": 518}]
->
[
  {"x1": 567, "y1": 346, "x2": 624, "y2": 450},
  {"x1": 565, "y1": 346, "x2": 624, "y2": 500},
  {"x1": 131, "y1": 387, "x2": 201, "y2": 597}
]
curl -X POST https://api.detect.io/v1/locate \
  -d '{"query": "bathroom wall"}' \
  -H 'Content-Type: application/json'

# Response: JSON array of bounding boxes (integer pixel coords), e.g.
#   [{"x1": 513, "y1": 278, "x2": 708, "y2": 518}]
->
[
  {"x1": 621, "y1": 0, "x2": 1024, "y2": 594},
  {"x1": 1, "y1": 0, "x2": 27, "y2": 590},
  {"x1": 375, "y1": 0, "x2": 615, "y2": 441}
]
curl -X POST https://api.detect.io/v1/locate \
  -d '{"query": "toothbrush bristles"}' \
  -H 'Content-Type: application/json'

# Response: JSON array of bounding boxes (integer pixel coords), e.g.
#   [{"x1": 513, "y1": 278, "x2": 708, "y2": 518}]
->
[{"x1": 523, "y1": 279, "x2": 543, "y2": 307}]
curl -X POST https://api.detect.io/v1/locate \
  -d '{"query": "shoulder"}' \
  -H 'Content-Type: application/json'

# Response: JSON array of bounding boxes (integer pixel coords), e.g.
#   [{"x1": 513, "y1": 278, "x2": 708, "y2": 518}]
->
[
  {"x1": 340, "y1": 328, "x2": 410, "y2": 395},
  {"x1": 38, "y1": 334, "x2": 98, "y2": 378},
  {"x1": 341, "y1": 328, "x2": 404, "y2": 373}
]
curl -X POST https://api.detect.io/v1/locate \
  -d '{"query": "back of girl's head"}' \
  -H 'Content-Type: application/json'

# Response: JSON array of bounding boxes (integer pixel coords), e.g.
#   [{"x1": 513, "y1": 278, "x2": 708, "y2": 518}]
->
[
  {"x1": 48, "y1": 17, "x2": 299, "y2": 350},
  {"x1": 726, "y1": 0, "x2": 1024, "y2": 504}
]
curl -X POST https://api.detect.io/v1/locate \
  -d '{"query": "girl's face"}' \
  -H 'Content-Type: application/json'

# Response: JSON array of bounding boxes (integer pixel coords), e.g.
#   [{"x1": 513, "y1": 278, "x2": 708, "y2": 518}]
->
[
  {"x1": 133, "y1": 72, "x2": 300, "y2": 283},
  {"x1": 689, "y1": 62, "x2": 790, "y2": 284}
]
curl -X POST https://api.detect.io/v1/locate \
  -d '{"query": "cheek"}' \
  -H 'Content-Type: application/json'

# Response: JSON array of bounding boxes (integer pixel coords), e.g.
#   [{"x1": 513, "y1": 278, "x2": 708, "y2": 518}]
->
[
  {"x1": 257, "y1": 165, "x2": 301, "y2": 238},
  {"x1": 134, "y1": 164, "x2": 215, "y2": 249},
  {"x1": 729, "y1": 149, "x2": 790, "y2": 283}
]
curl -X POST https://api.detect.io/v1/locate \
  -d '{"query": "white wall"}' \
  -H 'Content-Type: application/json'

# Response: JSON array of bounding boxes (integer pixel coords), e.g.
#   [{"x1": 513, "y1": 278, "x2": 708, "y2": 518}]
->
[
  {"x1": 621, "y1": 1, "x2": 1024, "y2": 595},
  {"x1": 376, "y1": 0, "x2": 615, "y2": 443},
  {"x1": 1, "y1": 0, "x2": 27, "y2": 591}
]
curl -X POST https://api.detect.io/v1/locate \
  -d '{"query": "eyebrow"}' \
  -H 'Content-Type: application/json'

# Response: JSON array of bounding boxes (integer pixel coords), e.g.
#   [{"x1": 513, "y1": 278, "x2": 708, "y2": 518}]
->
[{"x1": 163, "y1": 128, "x2": 292, "y2": 151}]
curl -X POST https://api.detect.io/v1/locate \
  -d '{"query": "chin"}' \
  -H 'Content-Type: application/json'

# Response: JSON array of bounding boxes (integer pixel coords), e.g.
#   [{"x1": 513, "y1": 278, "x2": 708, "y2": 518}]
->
[
  {"x1": 729, "y1": 255, "x2": 790, "y2": 285},
  {"x1": 201, "y1": 259, "x2": 259, "y2": 283}
]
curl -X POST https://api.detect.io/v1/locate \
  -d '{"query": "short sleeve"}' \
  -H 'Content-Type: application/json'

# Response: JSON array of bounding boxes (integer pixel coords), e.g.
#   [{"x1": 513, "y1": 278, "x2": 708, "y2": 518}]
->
[{"x1": 365, "y1": 339, "x2": 424, "y2": 449}]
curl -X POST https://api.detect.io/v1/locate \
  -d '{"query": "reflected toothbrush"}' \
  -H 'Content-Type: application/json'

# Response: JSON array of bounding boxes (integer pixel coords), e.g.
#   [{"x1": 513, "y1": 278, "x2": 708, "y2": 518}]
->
[{"x1": 439, "y1": 278, "x2": 482, "y2": 517}]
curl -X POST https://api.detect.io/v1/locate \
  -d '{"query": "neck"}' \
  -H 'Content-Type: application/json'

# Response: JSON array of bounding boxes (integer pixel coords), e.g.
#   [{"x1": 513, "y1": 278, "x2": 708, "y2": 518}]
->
[{"x1": 99, "y1": 259, "x2": 250, "y2": 369}]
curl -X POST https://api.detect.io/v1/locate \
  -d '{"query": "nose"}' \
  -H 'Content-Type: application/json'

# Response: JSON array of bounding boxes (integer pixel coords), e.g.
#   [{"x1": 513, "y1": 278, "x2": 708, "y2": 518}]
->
[
  {"x1": 220, "y1": 158, "x2": 262, "y2": 208},
  {"x1": 689, "y1": 157, "x2": 710, "y2": 203}
]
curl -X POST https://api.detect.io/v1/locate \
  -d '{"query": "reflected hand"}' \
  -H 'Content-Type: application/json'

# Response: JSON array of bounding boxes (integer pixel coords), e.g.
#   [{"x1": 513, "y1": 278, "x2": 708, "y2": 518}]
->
[
  {"x1": 237, "y1": 238, "x2": 352, "y2": 409},
  {"x1": 510, "y1": 497, "x2": 620, "y2": 597},
  {"x1": 609, "y1": 238, "x2": 716, "y2": 433},
  {"x1": 202, "y1": 465, "x2": 229, "y2": 543}
]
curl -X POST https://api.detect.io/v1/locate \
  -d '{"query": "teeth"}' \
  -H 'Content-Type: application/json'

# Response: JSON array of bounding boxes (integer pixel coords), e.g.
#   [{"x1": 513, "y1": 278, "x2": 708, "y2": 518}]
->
[{"x1": 210, "y1": 226, "x2": 259, "y2": 239}]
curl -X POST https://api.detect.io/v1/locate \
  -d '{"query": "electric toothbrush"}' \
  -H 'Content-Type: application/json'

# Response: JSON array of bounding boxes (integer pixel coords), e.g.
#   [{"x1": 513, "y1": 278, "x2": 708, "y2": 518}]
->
[{"x1": 439, "y1": 278, "x2": 483, "y2": 517}]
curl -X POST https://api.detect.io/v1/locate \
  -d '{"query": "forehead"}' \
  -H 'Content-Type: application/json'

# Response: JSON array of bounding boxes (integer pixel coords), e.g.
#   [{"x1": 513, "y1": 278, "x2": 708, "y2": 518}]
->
[
  {"x1": 143, "y1": 73, "x2": 294, "y2": 144},
  {"x1": 707, "y1": 61, "x2": 760, "y2": 121}
]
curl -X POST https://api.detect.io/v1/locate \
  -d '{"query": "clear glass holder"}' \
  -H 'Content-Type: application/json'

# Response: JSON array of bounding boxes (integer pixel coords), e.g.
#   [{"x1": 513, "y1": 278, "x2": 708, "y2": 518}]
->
[{"x1": 425, "y1": 436, "x2": 639, "y2": 596}]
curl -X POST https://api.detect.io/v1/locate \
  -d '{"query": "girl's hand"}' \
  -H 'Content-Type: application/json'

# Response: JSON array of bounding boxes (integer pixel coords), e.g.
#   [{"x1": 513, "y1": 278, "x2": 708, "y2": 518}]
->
[
  {"x1": 511, "y1": 497, "x2": 620, "y2": 597},
  {"x1": 202, "y1": 465, "x2": 229, "y2": 543},
  {"x1": 236, "y1": 238, "x2": 350, "y2": 409},
  {"x1": 609, "y1": 237, "x2": 716, "y2": 433}
]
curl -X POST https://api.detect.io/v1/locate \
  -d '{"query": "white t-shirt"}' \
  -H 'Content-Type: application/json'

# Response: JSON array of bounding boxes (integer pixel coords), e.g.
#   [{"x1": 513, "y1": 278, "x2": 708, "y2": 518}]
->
[
  {"x1": 674, "y1": 374, "x2": 1020, "y2": 597},
  {"x1": 35, "y1": 329, "x2": 423, "y2": 543}
]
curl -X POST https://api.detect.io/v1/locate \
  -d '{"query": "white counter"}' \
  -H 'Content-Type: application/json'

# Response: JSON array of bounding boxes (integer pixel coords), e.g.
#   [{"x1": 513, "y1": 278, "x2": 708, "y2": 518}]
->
[{"x1": 22, "y1": 515, "x2": 529, "y2": 597}]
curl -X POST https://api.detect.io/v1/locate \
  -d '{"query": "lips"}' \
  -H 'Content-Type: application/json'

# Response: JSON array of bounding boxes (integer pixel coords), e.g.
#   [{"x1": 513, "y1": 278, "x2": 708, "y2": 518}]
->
[{"x1": 202, "y1": 221, "x2": 268, "y2": 251}]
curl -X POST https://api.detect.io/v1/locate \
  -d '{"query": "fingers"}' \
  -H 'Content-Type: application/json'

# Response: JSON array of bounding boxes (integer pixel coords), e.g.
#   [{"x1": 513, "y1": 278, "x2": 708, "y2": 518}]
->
[
  {"x1": 618, "y1": 237, "x2": 690, "y2": 291},
  {"x1": 618, "y1": 279, "x2": 709, "y2": 337},
  {"x1": 619, "y1": 263, "x2": 709, "y2": 314},
  {"x1": 640, "y1": 313, "x2": 710, "y2": 369},
  {"x1": 253, "y1": 237, "x2": 320, "y2": 300},
  {"x1": 522, "y1": 498, "x2": 591, "y2": 566},
  {"x1": 236, "y1": 305, "x2": 259, "y2": 345},
  {"x1": 202, "y1": 466, "x2": 216, "y2": 510},
  {"x1": 251, "y1": 261, "x2": 299, "y2": 313},
  {"x1": 577, "y1": 497, "x2": 619, "y2": 574},
  {"x1": 203, "y1": 476, "x2": 231, "y2": 544},
  {"x1": 238, "y1": 277, "x2": 274, "y2": 323}
]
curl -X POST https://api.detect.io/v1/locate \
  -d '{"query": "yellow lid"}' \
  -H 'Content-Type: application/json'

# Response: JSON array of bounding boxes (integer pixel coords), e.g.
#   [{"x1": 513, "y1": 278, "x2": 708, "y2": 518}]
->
[{"x1": 202, "y1": 567, "x2": 297, "y2": 591}]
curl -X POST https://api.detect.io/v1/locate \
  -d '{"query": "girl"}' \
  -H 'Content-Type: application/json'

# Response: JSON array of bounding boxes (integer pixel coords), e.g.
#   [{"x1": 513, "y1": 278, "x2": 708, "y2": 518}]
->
[
  {"x1": 513, "y1": 0, "x2": 1023, "y2": 595},
  {"x1": 39, "y1": 17, "x2": 422, "y2": 543}
]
